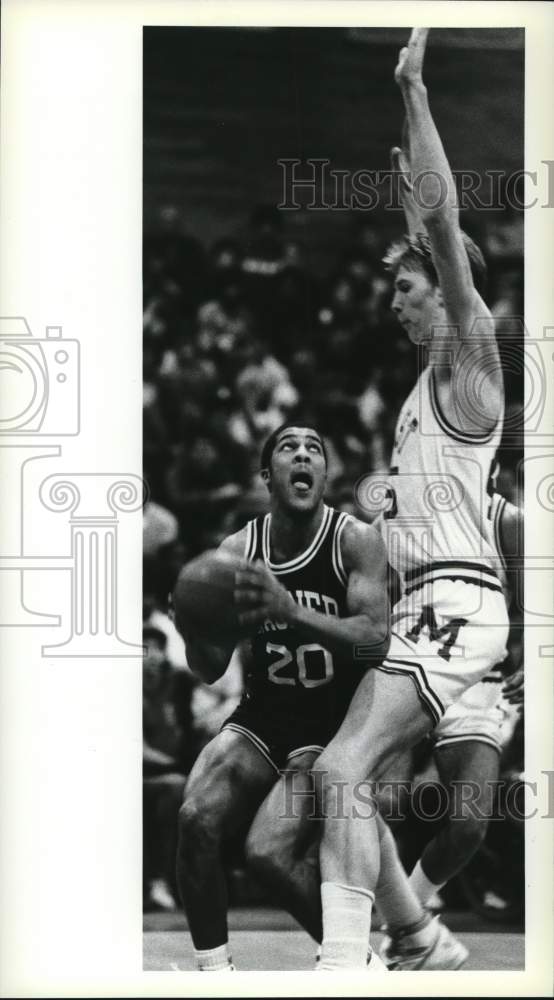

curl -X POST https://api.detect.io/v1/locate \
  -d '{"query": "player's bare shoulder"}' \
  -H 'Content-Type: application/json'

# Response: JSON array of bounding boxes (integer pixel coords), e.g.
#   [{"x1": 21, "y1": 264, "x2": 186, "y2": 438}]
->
[
  {"x1": 219, "y1": 525, "x2": 249, "y2": 559},
  {"x1": 339, "y1": 515, "x2": 388, "y2": 575}
]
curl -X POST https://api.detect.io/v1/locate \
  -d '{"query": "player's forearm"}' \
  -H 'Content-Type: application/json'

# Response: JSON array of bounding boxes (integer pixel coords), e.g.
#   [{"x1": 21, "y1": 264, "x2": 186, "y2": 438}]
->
[
  {"x1": 287, "y1": 605, "x2": 390, "y2": 663},
  {"x1": 400, "y1": 82, "x2": 458, "y2": 223},
  {"x1": 185, "y1": 636, "x2": 234, "y2": 684}
]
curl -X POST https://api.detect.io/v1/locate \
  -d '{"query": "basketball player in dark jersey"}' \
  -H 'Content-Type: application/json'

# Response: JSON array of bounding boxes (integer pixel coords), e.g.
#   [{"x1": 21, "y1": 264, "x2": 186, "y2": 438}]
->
[{"x1": 175, "y1": 422, "x2": 390, "y2": 971}]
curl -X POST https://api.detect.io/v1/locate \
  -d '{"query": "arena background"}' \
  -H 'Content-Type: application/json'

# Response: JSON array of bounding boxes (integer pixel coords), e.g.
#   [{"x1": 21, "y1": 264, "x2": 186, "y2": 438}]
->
[{"x1": 142, "y1": 26, "x2": 524, "y2": 967}]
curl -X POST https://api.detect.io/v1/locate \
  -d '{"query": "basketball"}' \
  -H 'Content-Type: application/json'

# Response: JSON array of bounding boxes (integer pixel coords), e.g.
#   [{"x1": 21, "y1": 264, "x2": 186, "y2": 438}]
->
[{"x1": 172, "y1": 549, "x2": 246, "y2": 642}]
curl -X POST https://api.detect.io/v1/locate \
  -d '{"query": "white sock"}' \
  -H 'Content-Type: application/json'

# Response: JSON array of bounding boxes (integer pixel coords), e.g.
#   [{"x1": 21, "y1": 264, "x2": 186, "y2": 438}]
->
[
  {"x1": 194, "y1": 942, "x2": 233, "y2": 971},
  {"x1": 409, "y1": 860, "x2": 446, "y2": 908},
  {"x1": 319, "y1": 881, "x2": 374, "y2": 969}
]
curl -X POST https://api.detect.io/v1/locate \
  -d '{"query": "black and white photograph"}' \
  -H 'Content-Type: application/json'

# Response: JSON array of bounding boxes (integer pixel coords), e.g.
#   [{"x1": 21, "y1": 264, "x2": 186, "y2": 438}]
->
[
  {"x1": 1, "y1": 3, "x2": 553, "y2": 996},
  {"x1": 142, "y1": 25, "x2": 528, "y2": 974}
]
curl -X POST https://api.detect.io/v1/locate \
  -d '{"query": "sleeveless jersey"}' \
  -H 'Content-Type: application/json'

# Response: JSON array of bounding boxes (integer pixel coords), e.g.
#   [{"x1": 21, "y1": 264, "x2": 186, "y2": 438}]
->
[
  {"x1": 380, "y1": 365, "x2": 504, "y2": 584},
  {"x1": 242, "y1": 504, "x2": 362, "y2": 725},
  {"x1": 487, "y1": 492, "x2": 509, "y2": 594}
]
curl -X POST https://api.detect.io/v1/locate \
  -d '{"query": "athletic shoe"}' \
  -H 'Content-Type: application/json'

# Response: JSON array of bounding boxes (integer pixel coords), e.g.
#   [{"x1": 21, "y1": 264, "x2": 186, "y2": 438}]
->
[
  {"x1": 366, "y1": 949, "x2": 389, "y2": 971},
  {"x1": 380, "y1": 915, "x2": 469, "y2": 970}
]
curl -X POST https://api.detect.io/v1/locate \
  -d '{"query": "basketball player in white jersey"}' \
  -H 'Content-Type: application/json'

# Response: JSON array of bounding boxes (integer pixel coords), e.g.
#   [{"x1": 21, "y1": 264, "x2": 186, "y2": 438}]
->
[
  {"x1": 374, "y1": 95, "x2": 524, "y2": 959},
  {"x1": 310, "y1": 29, "x2": 510, "y2": 969},
  {"x1": 379, "y1": 490, "x2": 523, "y2": 967}
]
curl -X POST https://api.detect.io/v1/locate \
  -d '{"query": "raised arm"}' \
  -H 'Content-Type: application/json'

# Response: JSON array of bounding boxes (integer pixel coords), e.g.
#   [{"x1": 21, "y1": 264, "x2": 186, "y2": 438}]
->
[
  {"x1": 182, "y1": 528, "x2": 246, "y2": 684},
  {"x1": 395, "y1": 29, "x2": 503, "y2": 432},
  {"x1": 234, "y1": 519, "x2": 390, "y2": 664}
]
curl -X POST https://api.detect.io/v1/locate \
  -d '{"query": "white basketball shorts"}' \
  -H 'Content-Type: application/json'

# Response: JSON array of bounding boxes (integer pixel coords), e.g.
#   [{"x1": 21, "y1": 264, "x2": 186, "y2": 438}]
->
[
  {"x1": 433, "y1": 670, "x2": 505, "y2": 752},
  {"x1": 377, "y1": 562, "x2": 509, "y2": 726}
]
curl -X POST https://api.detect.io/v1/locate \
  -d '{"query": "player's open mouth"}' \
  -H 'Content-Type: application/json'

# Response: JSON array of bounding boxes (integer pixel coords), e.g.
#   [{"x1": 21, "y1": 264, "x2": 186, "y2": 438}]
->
[{"x1": 290, "y1": 470, "x2": 313, "y2": 493}]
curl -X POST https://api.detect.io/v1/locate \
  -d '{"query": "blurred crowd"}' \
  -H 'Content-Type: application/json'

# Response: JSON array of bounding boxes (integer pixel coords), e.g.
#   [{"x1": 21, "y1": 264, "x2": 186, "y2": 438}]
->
[{"x1": 142, "y1": 202, "x2": 524, "y2": 910}]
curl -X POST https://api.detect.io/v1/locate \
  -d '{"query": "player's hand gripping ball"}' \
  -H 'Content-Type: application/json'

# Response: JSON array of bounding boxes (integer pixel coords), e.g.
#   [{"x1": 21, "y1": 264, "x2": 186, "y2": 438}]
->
[{"x1": 173, "y1": 549, "x2": 249, "y2": 642}]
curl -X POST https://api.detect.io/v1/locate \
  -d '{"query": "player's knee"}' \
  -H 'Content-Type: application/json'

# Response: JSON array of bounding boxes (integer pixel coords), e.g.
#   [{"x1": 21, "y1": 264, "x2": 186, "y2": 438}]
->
[{"x1": 177, "y1": 797, "x2": 222, "y2": 857}]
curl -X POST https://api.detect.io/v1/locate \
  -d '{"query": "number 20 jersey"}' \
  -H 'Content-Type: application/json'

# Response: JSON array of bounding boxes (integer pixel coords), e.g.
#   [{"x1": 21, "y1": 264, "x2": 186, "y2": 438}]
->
[
  {"x1": 381, "y1": 364, "x2": 504, "y2": 584},
  {"x1": 243, "y1": 504, "x2": 364, "y2": 725}
]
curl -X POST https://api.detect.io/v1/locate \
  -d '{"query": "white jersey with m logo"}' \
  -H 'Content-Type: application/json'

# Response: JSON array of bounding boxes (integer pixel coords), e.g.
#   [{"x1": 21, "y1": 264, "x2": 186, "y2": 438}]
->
[
  {"x1": 380, "y1": 364, "x2": 504, "y2": 590},
  {"x1": 375, "y1": 364, "x2": 509, "y2": 720}
]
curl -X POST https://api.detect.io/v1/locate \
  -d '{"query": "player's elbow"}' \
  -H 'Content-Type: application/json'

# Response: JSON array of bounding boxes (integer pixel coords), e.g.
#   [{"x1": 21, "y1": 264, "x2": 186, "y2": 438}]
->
[
  {"x1": 355, "y1": 616, "x2": 390, "y2": 663},
  {"x1": 372, "y1": 636, "x2": 391, "y2": 664}
]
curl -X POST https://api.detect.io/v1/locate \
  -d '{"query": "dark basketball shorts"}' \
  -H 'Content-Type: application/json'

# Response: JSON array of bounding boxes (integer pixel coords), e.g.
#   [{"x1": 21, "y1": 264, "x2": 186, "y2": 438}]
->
[{"x1": 221, "y1": 697, "x2": 339, "y2": 775}]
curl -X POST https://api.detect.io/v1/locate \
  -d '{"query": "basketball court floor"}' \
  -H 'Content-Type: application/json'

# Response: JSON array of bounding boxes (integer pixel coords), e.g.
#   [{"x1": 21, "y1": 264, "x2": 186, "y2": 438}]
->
[{"x1": 144, "y1": 908, "x2": 524, "y2": 972}]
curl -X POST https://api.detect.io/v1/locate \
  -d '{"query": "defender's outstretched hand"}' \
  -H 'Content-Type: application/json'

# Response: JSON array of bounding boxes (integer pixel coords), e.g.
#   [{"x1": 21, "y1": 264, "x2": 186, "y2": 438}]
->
[{"x1": 395, "y1": 28, "x2": 429, "y2": 88}]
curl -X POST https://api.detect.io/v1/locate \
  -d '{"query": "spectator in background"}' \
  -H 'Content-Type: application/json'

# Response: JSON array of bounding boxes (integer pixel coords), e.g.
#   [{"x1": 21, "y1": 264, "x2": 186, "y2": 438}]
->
[
  {"x1": 144, "y1": 337, "x2": 172, "y2": 497},
  {"x1": 197, "y1": 269, "x2": 252, "y2": 354},
  {"x1": 190, "y1": 646, "x2": 244, "y2": 754},
  {"x1": 143, "y1": 626, "x2": 195, "y2": 910},
  {"x1": 143, "y1": 498, "x2": 178, "y2": 557},
  {"x1": 165, "y1": 430, "x2": 243, "y2": 554},
  {"x1": 268, "y1": 240, "x2": 321, "y2": 360},
  {"x1": 242, "y1": 205, "x2": 286, "y2": 338},
  {"x1": 231, "y1": 341, "x2": 298, "y2": 444},
  {"x1": 143, "y1": 592, "x2": 189, "y2": 672},
  {"x1": 208, "y1": 238, "x2": 243, "y2": 279},
  {"x1": 350, "y1": 216, "x2": 385, "y2": 270},
  {"x1": 144, "y1": 204, "x2": 207, "y2": 321},
  {"x1": 358, "y1": 365, "x2": 388, "y2": 472},
  {"x1": 143, "y1": 498, "x2": 184, "y2": 605},
  {"x1": 242, "y1": 204, "x2": 285, "y2": 279}
]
